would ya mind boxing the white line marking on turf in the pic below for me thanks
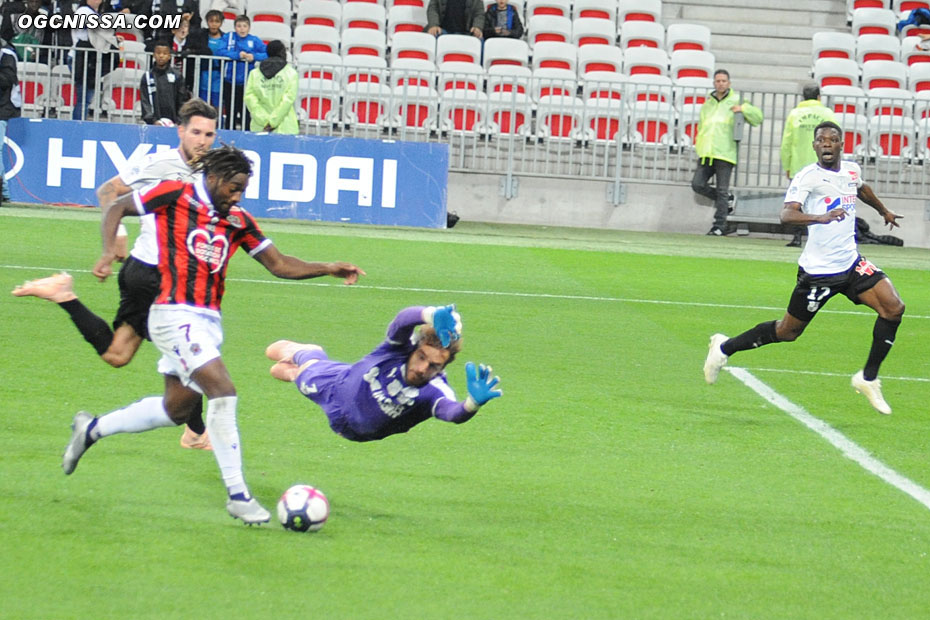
[7,263,930,320]
[744,367,930,383]
[726,366,930,512]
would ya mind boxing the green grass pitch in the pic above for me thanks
[2,206,930,618]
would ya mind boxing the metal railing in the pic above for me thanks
[15,43,930,198]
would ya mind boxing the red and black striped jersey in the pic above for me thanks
[133,178,271,312]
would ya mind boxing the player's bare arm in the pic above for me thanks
[97,175,133,260]
[253,245,366,284]
[780,201,846,226]
[857,184,901,228]
[93,193,140,281]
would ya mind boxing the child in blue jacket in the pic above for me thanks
[217,14,267,130]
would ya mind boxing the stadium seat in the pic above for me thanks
[483,38,530,69]
[870,114,917,157]
[626,74,673,103]
[119,40,146,70]
[438,61,484,91]
[673,75,713,107]
[390,31,437,63]
[487,64,532,95]
[342,3,387,31]
[389,0,425,6]
[572,0,617,23]
[896,0,930,12]
[436,34,481,64]
[101,67,145,122]
[851,8,896,36]
[623,47,669,76]
[677,102,701,147]
[811,32,856,62]
[297,0,343,28]
[17,61,52,117]
[114,15,143,43]
[485,89,533,135]
[669,50,715,80]
[527,15,573,48]
[577,44,623,75]
[296,51,343,80]
[914,91,930,118]
[249,0,292,24]
[916,115,930,158]
[531,41,577,72]
[571,18,616,47]
[294,25,340,54]
[813,57,860,88]
[392,84,440,131]
[856,34,901,64]
[341,28,387,56]
[526,0,571,19]
[391,58,437,88]
[628,100,676,146]
[249,21,292,45]
[297,77,341,127]
[861,60,907,89]
[866,86,914,116]
[582,71,627,100]
[666,23,711,53]
[50,64,75,119]
[439,88,488,133]
[834,112,870,156]
[343,81,392,127]
[342,55,389,84]
[822,84,867,114]
[620,21,665,49]
[901,35,930,66]
[531,67,577,101]
[582,97,626,142]
[345,0,385,5]
[908,62,930,90]
[618,0,661,23]
[387,5,428,39]
[536,94,585,140]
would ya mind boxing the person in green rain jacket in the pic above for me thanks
[692,69,763,236]
[780,84,837,246]
[244,40,299,135]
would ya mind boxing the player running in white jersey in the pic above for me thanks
[703,121,905,415]
[11,98,218,448]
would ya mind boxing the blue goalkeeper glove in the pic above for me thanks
[430,304,462,348]
[464,362,502,411]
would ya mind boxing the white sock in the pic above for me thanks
[93,397,177,439]
[206,396,248,497]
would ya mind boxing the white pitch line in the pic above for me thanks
[743,366,930,383]
[6,263,930,320]
[726,366,930,512]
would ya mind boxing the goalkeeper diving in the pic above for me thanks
[265,305,502,441]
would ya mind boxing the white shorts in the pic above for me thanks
[148,304,223,392]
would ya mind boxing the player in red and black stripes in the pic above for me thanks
[62,146,366,525]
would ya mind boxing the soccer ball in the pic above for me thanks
[276,484,329,532]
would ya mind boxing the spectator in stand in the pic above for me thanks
[897,7,930,33]
[426,0,485,38]
[691,69,763,236]
[140,37,191,125]
[186,9,225,107]
[216,14,267,130]
[483,0,523,40]
[780,84,836,247]
[71,0,121,121]
[0,38,20,204]
[244,40,298,134]
[0,0,49,63]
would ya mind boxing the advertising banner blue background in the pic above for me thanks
[4,118,449,228]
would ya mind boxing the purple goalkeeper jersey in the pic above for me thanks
[294,306,476,441]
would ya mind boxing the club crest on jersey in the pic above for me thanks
[190,343,202,355]
[187,229,229,273]
[226,207,245,229]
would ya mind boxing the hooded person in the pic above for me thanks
[243,39,299,134]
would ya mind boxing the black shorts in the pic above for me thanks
[786,255,887,322]
[113,256,160,340]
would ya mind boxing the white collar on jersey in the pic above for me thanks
[193,175,215,213]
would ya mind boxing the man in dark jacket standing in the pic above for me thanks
[0,40,20,203]
[140,38,191,125]
[426,0,485,38]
